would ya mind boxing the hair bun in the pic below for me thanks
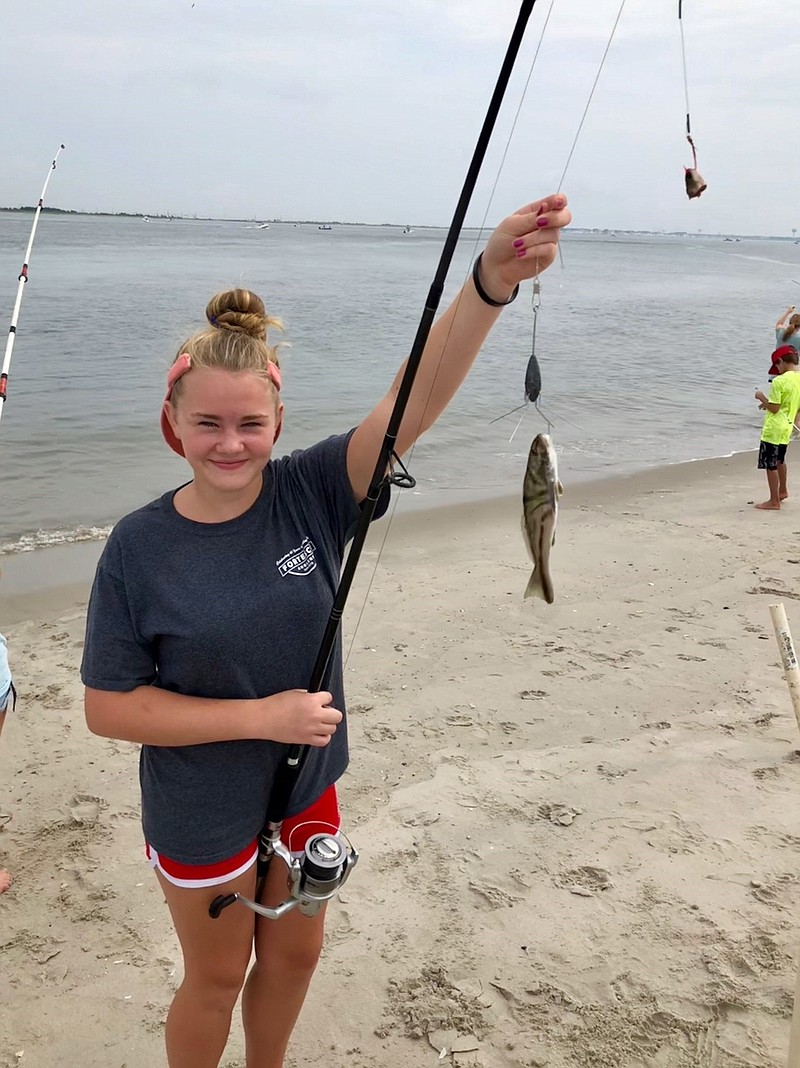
[206,289,270,340]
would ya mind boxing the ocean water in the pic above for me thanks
[1,211,798,555]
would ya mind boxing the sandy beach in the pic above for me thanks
[1,450,799,1068]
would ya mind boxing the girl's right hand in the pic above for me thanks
[260,689,343,747]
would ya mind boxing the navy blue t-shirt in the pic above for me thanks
[81,431,387,865]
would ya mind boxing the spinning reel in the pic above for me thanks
[208,827,357,921]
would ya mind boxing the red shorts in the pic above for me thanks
[146,785,340,889]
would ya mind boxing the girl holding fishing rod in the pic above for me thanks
[80,193,569,1068]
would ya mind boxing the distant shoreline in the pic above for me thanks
[1,207,798,242]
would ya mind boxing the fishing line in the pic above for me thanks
[556,0,627,194]
[492,0,627,445]
[678,0,692,141]
[678,1,706,197]
[1,145,65,429]
[349,0,626,669]
[342,0,559,673]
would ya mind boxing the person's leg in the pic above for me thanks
[242,787,340,1068]
[0,705,10,892]
[156,862,257,1068]
[756,442,782,509]
[0,641,14,893]
[241,857,327,1068]
[778,461,788,500]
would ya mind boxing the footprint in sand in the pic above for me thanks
[596,763,632,780]
[67,794,107,827]
[32,683,65,709]
[752,766,781,784]
[468,881,521,909]
[537,802,583,827]
[519,690,548,700]
[745,825,800,849]
[750,873,798,910]
[364,725,397,742]
[326,907,359,946]
[753,712,778,727]
[554,866,613,897]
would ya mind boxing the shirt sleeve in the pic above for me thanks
[281,430,390,549]
[767,378,785,407]
[80,535,157,692]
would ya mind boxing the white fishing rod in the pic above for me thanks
[0,144,65,428]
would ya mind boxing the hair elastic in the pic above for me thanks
[472,252,519,307]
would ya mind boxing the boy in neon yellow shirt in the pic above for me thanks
[754,349,800,510]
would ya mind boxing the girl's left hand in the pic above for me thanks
[480,194,571,296]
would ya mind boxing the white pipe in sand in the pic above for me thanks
[769,603,800,732]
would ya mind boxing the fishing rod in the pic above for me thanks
[0,145,66,429]
[209,0,540,922]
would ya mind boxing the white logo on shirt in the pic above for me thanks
[277,537,317,578]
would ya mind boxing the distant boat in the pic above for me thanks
[403,226,414,234]
[257,223,270,229]
[142,216,150,223]
[318,224,332,231]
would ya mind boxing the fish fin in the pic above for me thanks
[524,568,545,601]
[525,566,555,604]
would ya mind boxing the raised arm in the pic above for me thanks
[776,306,795,329]
[346,193,571,501]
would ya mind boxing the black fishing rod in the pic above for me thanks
[210,0,538,921]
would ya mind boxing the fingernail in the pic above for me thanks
[536,217,549,228]
[512,238,525,249]
[536,205,545,216]
[516,249,526,258]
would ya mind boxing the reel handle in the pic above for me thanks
[208,893,238,919]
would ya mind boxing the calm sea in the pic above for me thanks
[1,211,798,555]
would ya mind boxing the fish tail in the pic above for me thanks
[524,566,554,604]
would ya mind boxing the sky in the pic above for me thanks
[1,0,798,235]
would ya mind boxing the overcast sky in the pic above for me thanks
[2,1,798,234]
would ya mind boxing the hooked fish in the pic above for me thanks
[522,433,563,604]
[684,167,706,200]
[684,135,707,200]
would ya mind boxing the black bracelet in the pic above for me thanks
[471,252,519,307]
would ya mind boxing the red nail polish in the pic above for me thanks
[537,217,549,228]
[513,238,525,249]
[536,205,546,216]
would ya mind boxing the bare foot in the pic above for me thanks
[755,501,781,510]
[0,869,12,893]
[780,493,789,501]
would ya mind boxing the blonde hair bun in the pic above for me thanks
[206,289,283,340]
